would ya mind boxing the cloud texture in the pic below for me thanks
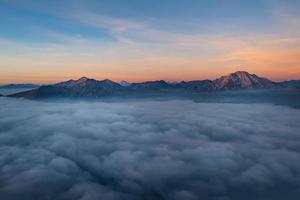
[0,98,300,200]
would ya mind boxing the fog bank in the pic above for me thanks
[0,98,300,200]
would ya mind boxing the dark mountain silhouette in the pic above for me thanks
[8,71,299,99]
[277,80,300,89]
[129,80,171,90]
[177,80,215,91]
[0,83,39,89]
[10,77,124,99]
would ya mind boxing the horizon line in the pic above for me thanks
[1,71,299,85]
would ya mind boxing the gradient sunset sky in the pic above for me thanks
[0,0,300,83]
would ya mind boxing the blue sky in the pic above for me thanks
[0,0,299,83]
[0,0,277,42]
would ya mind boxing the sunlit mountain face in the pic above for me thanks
[1,1,300,200]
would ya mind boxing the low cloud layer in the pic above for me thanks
[0,98,300,200]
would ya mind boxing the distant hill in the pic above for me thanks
[277,80,300,89]
[0,83,39,89]
[129,80,171,90]
[8,71,299,99]
[177,80,215,91]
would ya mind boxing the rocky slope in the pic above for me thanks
[213,71,275,90]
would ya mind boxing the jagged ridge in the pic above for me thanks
[7,71,293,99]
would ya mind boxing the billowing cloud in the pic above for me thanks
[0,98,300,200]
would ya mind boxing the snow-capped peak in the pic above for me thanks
[119,80,131,87]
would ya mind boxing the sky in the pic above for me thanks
[0,0,300,83]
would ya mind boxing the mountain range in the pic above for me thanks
[6,71,300,99]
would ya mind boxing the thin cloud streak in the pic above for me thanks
[1,5,300,83]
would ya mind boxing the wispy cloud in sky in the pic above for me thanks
[0,0,299,83]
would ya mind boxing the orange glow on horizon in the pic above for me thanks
[1,36,300,84]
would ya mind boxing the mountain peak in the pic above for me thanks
[229,71,254,80]
[233,70,249,73]
[231,71,250,75]
[100,79,119,85]
[214,71,274,89]
[119,80,131,87]
[77,77,89,81]
[76,77,96,83]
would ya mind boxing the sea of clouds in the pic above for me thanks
[0,97,300,200]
